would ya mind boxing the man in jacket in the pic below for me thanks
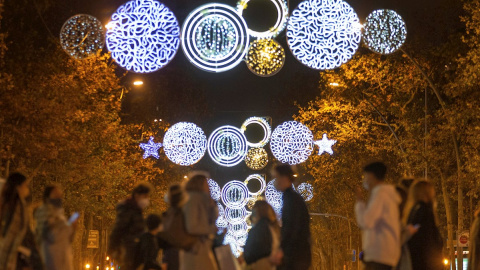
[355,162,401,270]
[273,164,311,270]
[108,183,152,270]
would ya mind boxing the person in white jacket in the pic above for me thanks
[355,162,401,270]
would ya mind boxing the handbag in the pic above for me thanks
[214,245,242,270]
[158,208,198,250]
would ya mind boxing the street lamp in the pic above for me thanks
[329,82,340,87]
[85,264,91,269]
[133,80,144,86]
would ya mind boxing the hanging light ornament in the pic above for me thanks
[246,39,285,77]
[139,137,163,159]
[163,122,207,166]
[60,14,105,59]
[363,9,407,55]
[314,133,337,155]
[208,126,248,167]
[270,121,314,165]
[236,0,288,39]
[296,182,314,201]
[244,148,269,170]
[208,179,221,201]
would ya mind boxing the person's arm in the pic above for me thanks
[108,206,132,254]
[280,193,300,253]
[355,190,385,229]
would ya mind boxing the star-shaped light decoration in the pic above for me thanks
[139,137,162,159]
[314,133,336,155]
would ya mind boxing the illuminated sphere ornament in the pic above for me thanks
[221,180,249,208]
[297,182,314,201]
[163,122,207,166]
[246,39,285,77]
[314,133,337,155]
[270,121,314,165]
[182,3,249,72]
[244,174,266,196]
[241,117,272,148]
[363,9,407,55]
[208,179,221,201]
[208,126,248,167]
[245,148,269,170]
[287,0,361,70]
[139,137,163,159]
[106,0,180,73]
[225,207,247,224]
[228,221,249,237]
[60,14,105,59]
[236,0,288,39]
[265,179,283,209]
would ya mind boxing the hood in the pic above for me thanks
[374,184,402,205]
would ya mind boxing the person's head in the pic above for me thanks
[272,164,295,191]
[43,185,63,202]
[403,179,437,224]
[362,162,387,190]
[0,173,29,213]
[251,200,277,225]
[146,214,162,233]
[132,182,153,209]
[166,184,188,208]
[185,174,209,193]
[400,177,415,190]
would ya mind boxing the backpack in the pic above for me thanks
[158,207,198,250]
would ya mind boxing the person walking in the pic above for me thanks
[468,208,480,270]
[109,183,152,270]
[404,180,443,270]
[0,172,31,270]
[135,214,169,270]
[34,185,61,259]
[180,174,218,270]
[243,200,281,270]
[355,162,401,270]
[272,164,311,270]
[40,185,76,270]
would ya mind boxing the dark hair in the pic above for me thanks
[168,184,185,208]
[132,182,153,196]
[400,177,415,189]
[146,214,162,231]
[395,185,408,218]
[363,162,387,180]
[185,175,208,192]
[0,172,27,217]
[43,185,59,202]
[274,164,295,182]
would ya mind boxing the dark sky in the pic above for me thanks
[47,0,462,183]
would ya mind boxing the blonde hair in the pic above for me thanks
[252,200,280,233]
[402,179,438,225]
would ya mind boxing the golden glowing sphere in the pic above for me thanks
[245,147,268,170]
[246,39,285,77]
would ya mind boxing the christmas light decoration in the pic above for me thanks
[228,220,249,237]
[106,0,180,73]
[236,0,288,39]
[60,14,105,59]
[208,179,221,201]
[265,179,283,209]
[221,180,249,208]
[246,196,258,210]
[287,0,361,70]
[225,207,248,224]
[296,182,314,201]
[363,9,407,55]
[244,174,266,196]
[244,148,269,170]
[270,121,314,165]
[163,122,207,166]
[246,39,285,77]
[314,133,336,155]
[208,126,248,167]
[241,117,272,148]
[139,137,162,159]
[182,3,249,72]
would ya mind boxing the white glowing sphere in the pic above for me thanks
[287,0,361,70]
[236,0,288,39]
[265,179,283,209]
[297,182,314,201]
[106,0,180,73]
[208,126,248,167]
[363,9,407,55]
[182,3,249,72]
[244,148,269,170]
[60,14,105,59]
[270,121,314,165]
[221,180,249,208]
[225,207,247,224]
[208,179,221,201]
[163,122,207,166]
[228,220,249,237]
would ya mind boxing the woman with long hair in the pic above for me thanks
[243,200,281,270]
[180,174,219,270]
[403,180,443,270]
[0,172,31,270]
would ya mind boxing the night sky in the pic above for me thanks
[42,0,462,183]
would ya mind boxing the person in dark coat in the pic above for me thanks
[404,180,443,270]
[272,164,311,270]
[243,200,280,270]
[135,214,169,270]
[108,183,152,270]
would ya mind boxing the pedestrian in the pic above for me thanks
[108,182,153,270]
[180,174,218,270]
[135,214,169,270]
[468,208,480,270]
[243,200,281,270]
[272,164,311,270]
[40,185,76,270]
[355,162,401,270]
[404,180,443,270]
[34,185,61,259]
[0,172,31,270]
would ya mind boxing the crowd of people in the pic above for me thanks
[0,162,478,270]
